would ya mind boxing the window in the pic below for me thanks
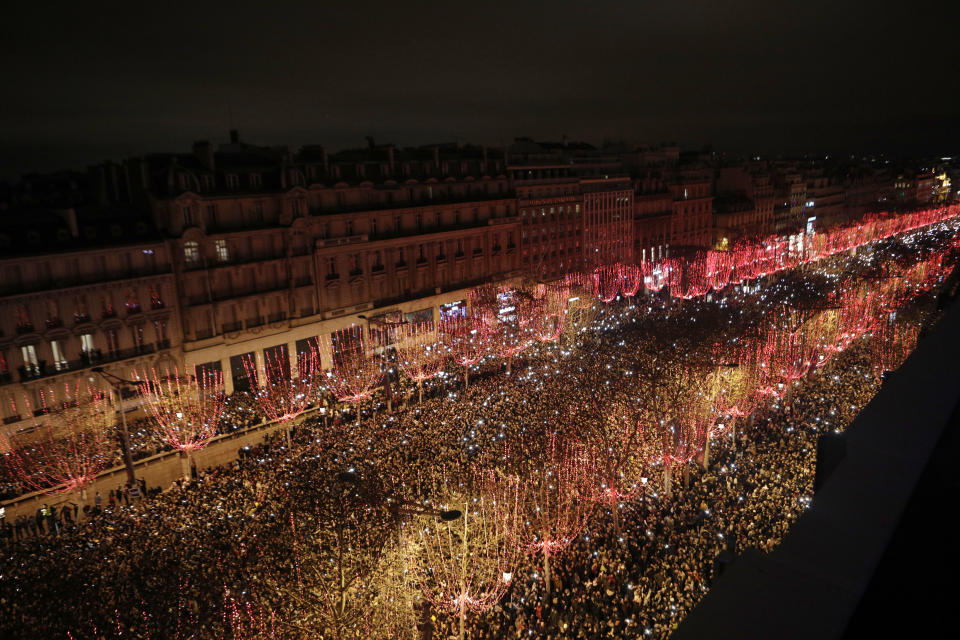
[292,200,302,218]
[183,206,194,226]
[249,173,262,188]
[80,333,95,353]
[370,218,377,235]
[105,329,119,355]
[255,202,264,222]
[201,175,214,191]
[132,325,145,351]
[154,320,168,346]
[394,216,401,232]
[184,241,200,264]
[328,257,336,274]
[50,340,68,370]
[206,204,218,226]
[21,345,39,373]
[346,220,354,236]
[215,239,230,263]
[226,174,239,189]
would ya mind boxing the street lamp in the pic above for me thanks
[91,367,138,488]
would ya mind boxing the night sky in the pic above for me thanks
[2,0,958,179]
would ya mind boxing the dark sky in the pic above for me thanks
[2,0,958,179]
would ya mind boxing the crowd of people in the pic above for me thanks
[0,226,954,640]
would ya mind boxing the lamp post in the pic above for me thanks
[91,367,138,488]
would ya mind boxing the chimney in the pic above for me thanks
[192,141,215,170]
[229,129,239,144]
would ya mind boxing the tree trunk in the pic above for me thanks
[464,366,470,389]
[418,382,423,404]
[702,436,711,470]
[181,451,192,480]
[543,547,552,596]
[663,464,672,499]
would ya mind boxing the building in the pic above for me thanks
[0,206,178,424]
[2,132,912,427]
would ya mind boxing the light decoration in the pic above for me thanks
[440,314,491,388]
[407,469,523,640]
[136,365,225,478]
[0,382,114,497]
[508,430,596,595]
[532,283,570,343]
[565,203,960,304]
[243,344,323,425]
[872,320,920,378]
[320,326,384,423]
[224,593,283,640]
[395,321,447,403]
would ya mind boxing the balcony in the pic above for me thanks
[222,321,242,333]
[245,317,265,329]
[268,311,287,323]
[4,346,158,385]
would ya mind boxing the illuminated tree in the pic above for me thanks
[395,321,447,403]
[243,344,323,446]
[137,366,226,479]
[620,263,643,298]
[224,593,283,640]
[407,469,523,640]
[648,399,710,498]
[532,283,569,344]
[440,315,490,389]
[508,431,596,595]
[590,264,621,303]
[872,320,919,379]
[492,293,538,374]
[0,383,114,501]
[321,327,384,425]
[580,396,647,537]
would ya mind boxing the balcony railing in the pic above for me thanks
[3,345,158,385]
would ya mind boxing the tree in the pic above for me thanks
[321,326,384,425]
[440,315,491,389]
[243,344,324,446]
[532,282,569,344]
[407,469,523,640]
[395,321,447,403]
[136,366,226,479]
[507,430,596,595]
[1,382,114,503]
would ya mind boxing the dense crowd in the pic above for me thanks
[0,230,954,640]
